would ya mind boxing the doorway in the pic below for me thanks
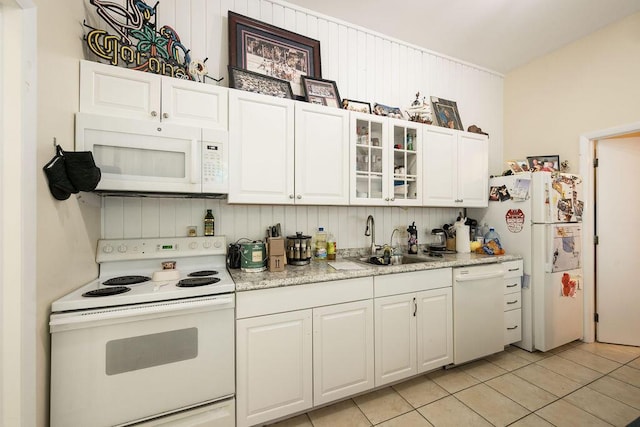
[580,123,640,346]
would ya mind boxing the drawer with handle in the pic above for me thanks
[502,260,523,279]
[504,309,522,344]
[503,293,522,311]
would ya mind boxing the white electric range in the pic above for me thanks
[50,236,236,427]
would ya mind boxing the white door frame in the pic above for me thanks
[0,1,37,426]
[579,121,640,344]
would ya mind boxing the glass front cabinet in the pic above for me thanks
[350,112,422,206]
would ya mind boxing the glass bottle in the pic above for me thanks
[204,209,215,236]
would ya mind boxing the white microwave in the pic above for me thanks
[75,113,228,194]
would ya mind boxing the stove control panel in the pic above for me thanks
[96,236,227,262]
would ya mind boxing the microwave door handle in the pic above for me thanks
[191,139,200,184]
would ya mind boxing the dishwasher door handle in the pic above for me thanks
[455,271,504,282]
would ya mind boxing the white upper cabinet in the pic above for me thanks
[350,112,388,205]
[350,113,422,206]
[228,89,295,204]
[228,90,349,205]
[423,125,488,207]
[457,132,489,207]
[294,103,350,205]
[79,60,227,129]
[388,118,423,206]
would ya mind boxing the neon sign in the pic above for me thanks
[84,0,218,82]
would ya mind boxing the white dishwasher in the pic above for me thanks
[453,263,505,365]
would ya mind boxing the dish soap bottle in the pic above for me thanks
[204,209,215,236]
[314,227,327,260]
[327,233,336,260]
[407,222,418,254]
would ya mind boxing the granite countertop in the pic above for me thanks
[230,250,522,292]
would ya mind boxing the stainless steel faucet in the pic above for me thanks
[364,215,382,255]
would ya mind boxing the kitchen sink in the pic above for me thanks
[349,255,437,266]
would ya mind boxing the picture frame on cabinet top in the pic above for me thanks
[228,11,322,99]
[342,99,372,114]
[526,155,559,172]
[372,103,404,119]
[228,66,294,99]
[301,76,342,108]
[430,96,463,130]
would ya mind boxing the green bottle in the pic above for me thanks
[204,209,215,236]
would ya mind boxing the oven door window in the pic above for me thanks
[106,327,198,375]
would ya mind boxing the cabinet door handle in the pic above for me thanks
[413,297,417,317]
[507,325,519,330]
[163,112,169,119]
[507,300,518,304]
[508,268,520,272]
[390,198,395,202]
[506,283,518,288]
[296,195,302,199]
[150,110,158,117]
[289,194,294,199]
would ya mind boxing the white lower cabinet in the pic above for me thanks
[236,310,313,427]
[235,277,374,427]
[313,300,374,405]
[417,288,454,372]
[374,269,453,387]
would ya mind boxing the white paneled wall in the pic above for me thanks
[103,197,461,250]
[92,0,503,244]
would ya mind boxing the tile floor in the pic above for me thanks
[268,341,640,427]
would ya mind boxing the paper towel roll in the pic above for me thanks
[456,225,471,253]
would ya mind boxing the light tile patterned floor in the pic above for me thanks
[267,341,640,427]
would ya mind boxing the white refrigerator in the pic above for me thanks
[471,172,584,352]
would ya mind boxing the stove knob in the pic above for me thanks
[102,244,114,254]
[189,242,198,249]
[117,244,128,253]
[203,241,212,248]
[213,240,222,248]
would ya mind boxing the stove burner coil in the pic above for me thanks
[102,276,151,286]
[188,270,219,277]
[177,277,221,287]
[83,286,131,297]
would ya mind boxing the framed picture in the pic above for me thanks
[342,99,371,114]
[228,66,294,99]
[301,76,341,108]
[527,155,560,172]
[228,11,321,99]
[506,161,524,174]
[373,103,404,119]
[430,96,463,130]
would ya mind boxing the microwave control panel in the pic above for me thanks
[202,129,228,193]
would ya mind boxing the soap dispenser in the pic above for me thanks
[407,222,418,254]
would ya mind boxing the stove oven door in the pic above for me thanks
[49,295,235,427]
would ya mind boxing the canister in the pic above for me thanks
[240,241,267,272]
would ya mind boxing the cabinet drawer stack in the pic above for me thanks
[503,260,524,345]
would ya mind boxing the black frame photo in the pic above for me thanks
[373,103,404,119]
[228,66,294,99]
[301,76,341,108]
[430,96,463,130]
[527,155,560,172]
[228,11,322,98]
[342,99,372,114]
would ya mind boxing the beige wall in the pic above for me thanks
[504,12,640,172]
[35,0,102,425]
